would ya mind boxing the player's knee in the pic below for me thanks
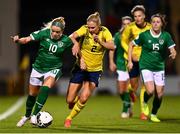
[66,97,74,104]
[79,94,89,104]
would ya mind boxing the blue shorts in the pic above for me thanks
[70,65,102,87]
[129,61,140,78]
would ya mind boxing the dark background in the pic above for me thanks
[19,0,179,76]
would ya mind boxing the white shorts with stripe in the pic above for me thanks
[117,70,129,81]
[29,68,60,86]
[141,69,165,86]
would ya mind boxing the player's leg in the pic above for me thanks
[116,70,131,118]
[16,84,40,127]
[31,69,61,124]
[129,61,141,114]
[150,71,164,122]
[31,77,55,125]
[16,69,42,127]
[66,83,82,109]
[140,69,154,120]
[65,81,95,128]
[64,71,101,128]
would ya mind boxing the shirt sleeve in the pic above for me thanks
[133,33,143,46]
[166,32,176,48]
[64,36,73,48]
[121,25,131,53]
[103,27,113,42]
[30,28,48,41]
[75,25,87,37]
[113,32,120,49]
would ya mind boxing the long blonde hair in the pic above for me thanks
[43,17,65,30]
[86,12,101,26]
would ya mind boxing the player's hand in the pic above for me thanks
[109,62,116,72]
[80,57,87,70]
[72,43,80,58]
[93,34,100,43]
[11,35,19,43]
[127,61,133,71]
[169,50,176,59]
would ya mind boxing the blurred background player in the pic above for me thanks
[128,13,176,122]
[109,16,133,118]
[11,17,73,127]
[64,12,115,128]
[121,5,151,119]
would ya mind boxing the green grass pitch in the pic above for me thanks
[0,95,180,133]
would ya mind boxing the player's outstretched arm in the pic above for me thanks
[11,35,32,44]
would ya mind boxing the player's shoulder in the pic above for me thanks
[161,30,171,38]
[100,26,110,32]
[114,31,120,37]
[128,22,136,28]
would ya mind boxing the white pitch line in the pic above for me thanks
[0,96,25,121]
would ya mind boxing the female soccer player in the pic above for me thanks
[109,16,133,118]
[121,5,151,119]
[64,12,115,128]
[127,13,176,122]
[11,17,73,127]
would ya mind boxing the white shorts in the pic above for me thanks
[117,70,129,81]
[29,68,60,86]
[141,69,165,86]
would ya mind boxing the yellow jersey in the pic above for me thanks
[121,21,151,60]
[76,25,113,72]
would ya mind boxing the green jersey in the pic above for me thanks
[133,29,175,71]
[30,28,72,73]
[114,32,127,71]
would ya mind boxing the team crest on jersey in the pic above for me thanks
[58,41,64,47]
[159,39,164,45]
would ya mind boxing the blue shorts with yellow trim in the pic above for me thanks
[70,65,102,87]
[129,61,140,78]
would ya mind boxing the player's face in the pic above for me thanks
[151,17,162,32]
[51,26,63,40]
[133,10,145,26]
[122,19,131,27]
[87,21,99,35]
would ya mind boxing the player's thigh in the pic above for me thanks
[154,71,165,86]
[141,69,155,93]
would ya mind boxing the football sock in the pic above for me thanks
[128,84,132,92]
[152,96,162,115]
[144,91,153,103]
[25,95,36,117]
[73,96,79,103]
[121,92,131,112]
[33,86,49,115]
[140,85,145,112]
[66,100,85,120]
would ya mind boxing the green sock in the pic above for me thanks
[33,86,49,115]
[25,95,36,117]
[120,92,130,112]
[144,91,152,103]
[152,96,162,115]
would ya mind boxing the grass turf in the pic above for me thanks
[0,95,180,133]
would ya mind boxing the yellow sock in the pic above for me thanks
[140,84,145,113]
[128,84,132,92]
[66,100,85,120]
[73,96,79,103]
